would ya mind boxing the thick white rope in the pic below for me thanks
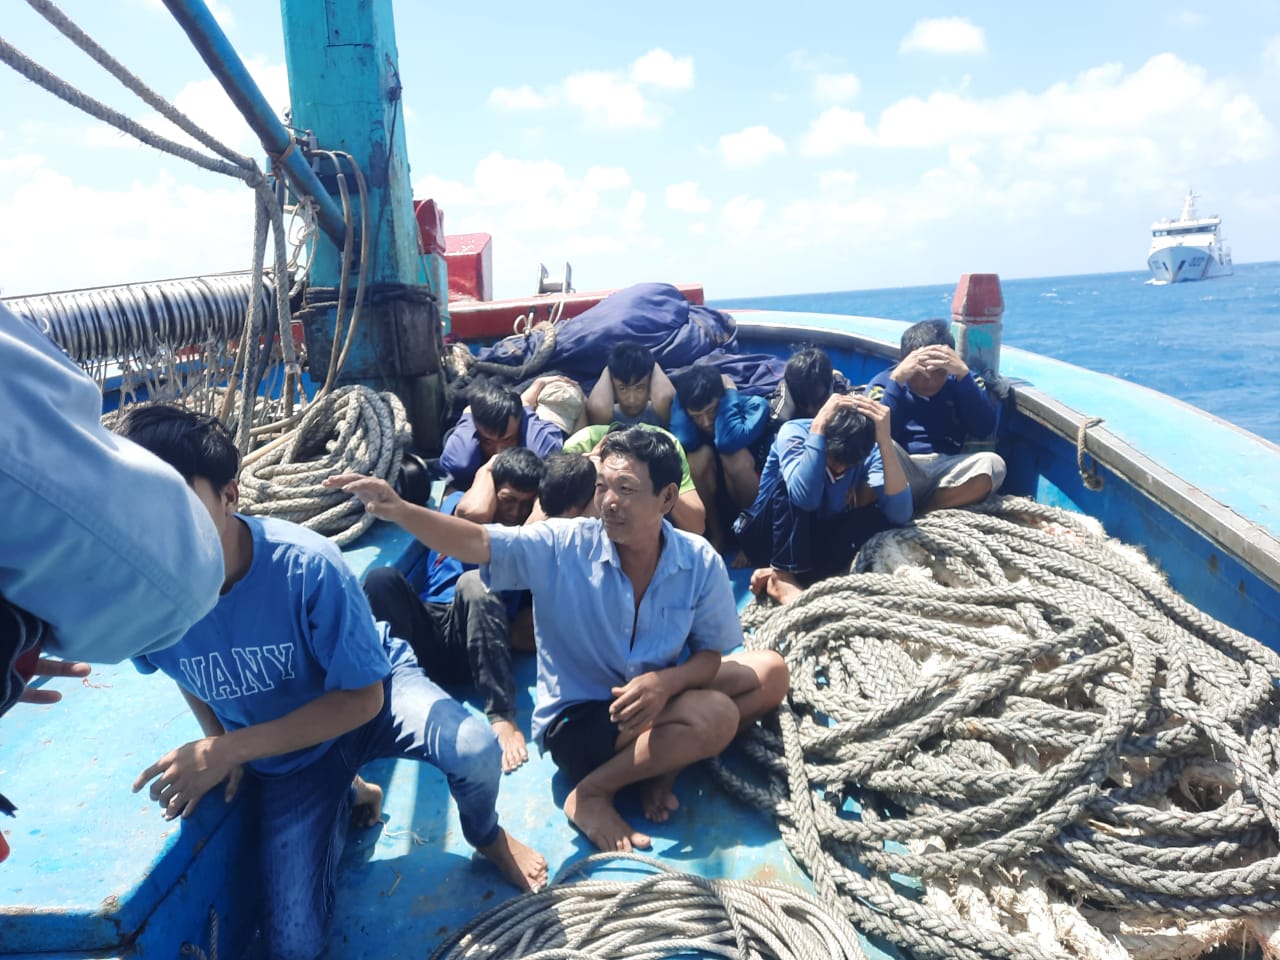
[429,853,870,960]
[719,497,1280,960]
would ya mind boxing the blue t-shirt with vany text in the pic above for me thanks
[134,515,396,776]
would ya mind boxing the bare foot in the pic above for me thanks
[351,775,384,828]
[477,827,548,892]
[749,567,774,597]
[641,774,680,823]
[768,575,803,605]
[564,784,651,852]
[491,719,530,773]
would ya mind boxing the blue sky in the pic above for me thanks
[2,1,1278,300]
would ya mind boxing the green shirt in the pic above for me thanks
[563,424,697,495]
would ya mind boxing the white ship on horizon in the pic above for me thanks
[1147,189,1233,283]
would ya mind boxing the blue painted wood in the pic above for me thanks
[278,0,425,291]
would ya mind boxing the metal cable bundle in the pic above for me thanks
[429,852,869,960]
[720,497,1280,960]
[238,384,410,546]
[4,273,263,364]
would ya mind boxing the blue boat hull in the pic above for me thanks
[3,309,1276,959]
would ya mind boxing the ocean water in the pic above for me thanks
[715,261,1280,446]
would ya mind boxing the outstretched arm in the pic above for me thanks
[324,473,492,564]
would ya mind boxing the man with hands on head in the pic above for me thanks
[867,319,1004,512]
[734,390,912,606]
[327,426,788,855]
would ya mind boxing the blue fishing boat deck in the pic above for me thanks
[1,525,827,960]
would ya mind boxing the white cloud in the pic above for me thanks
[412,152,657,295]
[0,160,252,296]
[722,195,765,234]
[666,181,712,213]
[1169,11,1206,30]
[899,17,987,55]
[718,126,786,167]
[813,73,860,103]
[563,71,657,129]
[818,169,860,191]
[630,49,694,89]
[488,85,551,111]
[621,190,647,232]
[84,59,289,158]
[801,108,874,156]
[1264,35,1280,72]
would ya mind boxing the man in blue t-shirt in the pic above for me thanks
[116,405,546,960]
[867,319,1005,512]
[363,447,544,773]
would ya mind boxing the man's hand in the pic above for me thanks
[810,392,858,434]
[850,393,892,441]
[17,657,92,705]
[892,345,967,383]
[324,473,407,522]
[133,737,243,821]
[610,672,673,740]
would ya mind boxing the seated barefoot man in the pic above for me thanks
[363,447,546,773]
[117,405,546,960]
[328,427,789,853]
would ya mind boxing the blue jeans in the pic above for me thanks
[254,639,501,960]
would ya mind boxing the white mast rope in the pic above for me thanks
[20,0,256,172]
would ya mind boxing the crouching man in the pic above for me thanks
[117,405,545,960]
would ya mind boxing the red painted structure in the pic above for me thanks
[950,273,1005,378]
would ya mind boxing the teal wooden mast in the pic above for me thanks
[278,0,445,450]
[162,0,447,449]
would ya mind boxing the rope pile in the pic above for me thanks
[238,385,410,547]
[429,852,869,960]
[718,496,1280,960]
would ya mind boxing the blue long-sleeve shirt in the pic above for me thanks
[670,388,770,455]
[1,305,224,662]
[867,371,997,455]
[759,419,912,525]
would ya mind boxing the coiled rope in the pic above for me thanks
[718,497,1280,960]
[238,384,410,547]
[429,852,869,960]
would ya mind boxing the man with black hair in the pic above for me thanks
[771,346,851,422]
[439,377,563,496]
[734,392,912,605]
[363,446,546,772]
[669,365,771,554]
[328,426,788,855]
[116,405,546,960]
[536,452,598,520]
[586,341,676,428]
[867,319,1004,511]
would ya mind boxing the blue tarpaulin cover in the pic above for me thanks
[474,283,784,395]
